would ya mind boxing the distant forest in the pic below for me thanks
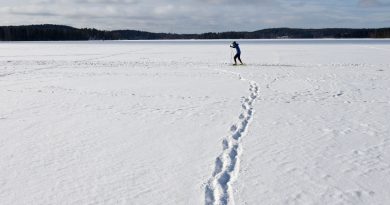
[1,24,390,41]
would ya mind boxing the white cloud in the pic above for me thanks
[153,5,175,16]
[0,0,389,33]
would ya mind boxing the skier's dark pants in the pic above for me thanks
[234,53,242,64]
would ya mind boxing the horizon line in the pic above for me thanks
[1,24,390,35]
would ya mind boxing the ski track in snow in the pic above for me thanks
[205,69,259,205]
[0,49,146,78]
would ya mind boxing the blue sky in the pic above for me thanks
[1,0,389,33]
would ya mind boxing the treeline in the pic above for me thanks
[1,24,389,41]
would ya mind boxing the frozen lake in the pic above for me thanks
[1,40,390,205]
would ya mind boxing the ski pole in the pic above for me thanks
[230,46,233,65]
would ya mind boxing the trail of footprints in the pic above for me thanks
[205,77,259,205]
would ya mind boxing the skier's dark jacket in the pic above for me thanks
[230,42,241,54]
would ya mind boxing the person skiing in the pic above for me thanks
[230,41,243,65]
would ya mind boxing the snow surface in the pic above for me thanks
[1,40,390,205]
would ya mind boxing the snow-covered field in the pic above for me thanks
[1,40,390,205]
